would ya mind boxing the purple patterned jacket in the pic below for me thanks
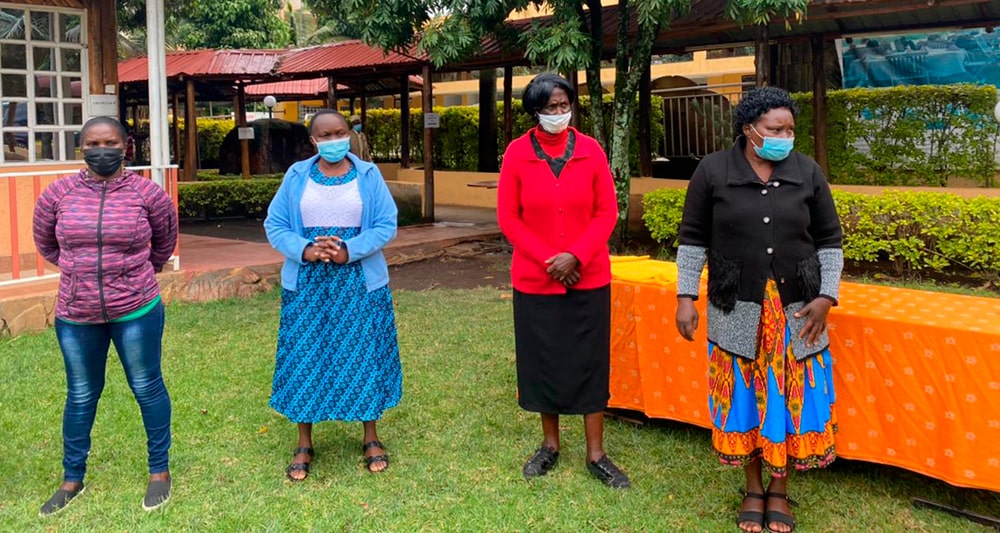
[32,169,178,323]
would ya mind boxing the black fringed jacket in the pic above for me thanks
[677,138,843,309]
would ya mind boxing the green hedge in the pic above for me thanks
[364,96,664,175]
[193,170,284,181]
[133,118,236,168]
[642,188,1000,276]
[177,179,281,219]
[791,84,999,187]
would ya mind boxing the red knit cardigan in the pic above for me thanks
[497,126,618,294]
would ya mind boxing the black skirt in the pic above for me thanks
[513,285,611,414]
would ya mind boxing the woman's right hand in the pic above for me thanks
[302,243,332,263]
[675,297,699,341]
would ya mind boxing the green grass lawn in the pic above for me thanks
[1,288,999,532]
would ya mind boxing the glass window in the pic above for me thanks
[0,6,87,163]
[0,9,25,39]
[36,102,56,125]
[1,43,26,69]
[58,13,81,43]
[2,74,27,97]
[60,48,81,72]
[30,11,54,42]
[33,46,53,71]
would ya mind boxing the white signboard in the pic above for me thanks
[237,127,255,140]
[90,95,119,117]
[424,112,440,129]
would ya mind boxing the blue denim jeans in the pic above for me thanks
[55,302,171,482]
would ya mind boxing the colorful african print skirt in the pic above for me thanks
[708,279,836,476]
[269,226,402,423]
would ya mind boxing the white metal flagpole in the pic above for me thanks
[146,0,169,189]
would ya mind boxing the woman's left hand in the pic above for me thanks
[794,297,834,347]
[545,252,579,283]
[315,236,349,265]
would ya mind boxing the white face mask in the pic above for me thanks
[537,111,572,134]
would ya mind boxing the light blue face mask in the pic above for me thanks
[315,138,351,163]
[750,125,794,162]
[352,124,362,133]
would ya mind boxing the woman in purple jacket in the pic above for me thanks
[32,117,178,516]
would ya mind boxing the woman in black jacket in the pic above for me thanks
[674,87,843,533]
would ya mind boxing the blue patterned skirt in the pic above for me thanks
[270,226,402,423]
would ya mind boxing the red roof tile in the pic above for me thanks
[118,49,283,83]
[276,40,425,76]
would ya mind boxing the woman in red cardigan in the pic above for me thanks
[497,73,628,488]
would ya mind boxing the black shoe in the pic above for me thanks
[522,446,559,478]
[142,478,171,511]
[587,455,630,488]
[39,483,85,516]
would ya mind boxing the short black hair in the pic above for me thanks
[522,73,576,117]
[80,116,127,143]
[732,86,798,135]
[308,109,348,134]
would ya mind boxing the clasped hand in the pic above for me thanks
[304,236,348,265]
[545,252,580,287]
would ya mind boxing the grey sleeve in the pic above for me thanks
[676,244,707,299]
[818,247,844,303]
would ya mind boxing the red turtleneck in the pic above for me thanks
[533,126,570,159]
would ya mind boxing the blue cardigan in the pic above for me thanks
[264,153,398,292]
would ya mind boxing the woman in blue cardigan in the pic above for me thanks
[264,109,401,481]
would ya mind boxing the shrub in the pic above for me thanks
[791,84,999,187]
[131,117,236,169]
[642,187,1000,277]
[178,177,427,227]
[194,170,284,181]
[177,179,281,219]
[640,188,687,246]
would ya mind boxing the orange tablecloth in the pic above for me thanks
[608,257,1000,492]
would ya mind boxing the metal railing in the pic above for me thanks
[1,165,179,286]
[656,83,749,159]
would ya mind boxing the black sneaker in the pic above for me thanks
[587,455,630,488]
[39,483,85,516]
[522,446,559,479]
[142,478,171,511]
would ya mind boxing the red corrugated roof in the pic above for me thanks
[244,75,424,98]
[276,40,425,76]
[244,78,340,96]
[117,49,284,83]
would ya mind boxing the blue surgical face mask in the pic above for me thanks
[315,137,351,163]
[749,125,794,161]
[352,124,362,133]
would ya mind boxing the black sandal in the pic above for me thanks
[285,447,314,481]
[764,491,798,532]
[362,440,390,473]
[736,491,766,532]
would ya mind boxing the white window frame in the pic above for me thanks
[0,3,88,164]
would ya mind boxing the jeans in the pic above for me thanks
[55,302,171,482]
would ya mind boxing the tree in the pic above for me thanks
[117,0,194,58]
[118,0,293,54]
[321,0,809,237]
[292,3,362,47]
[178,0,292,49]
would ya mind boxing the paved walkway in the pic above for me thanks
[0,205,499,335]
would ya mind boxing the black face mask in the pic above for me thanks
[83,147,125,177]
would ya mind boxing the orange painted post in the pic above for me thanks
[7,178,20,280]
[33,175,44,276]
